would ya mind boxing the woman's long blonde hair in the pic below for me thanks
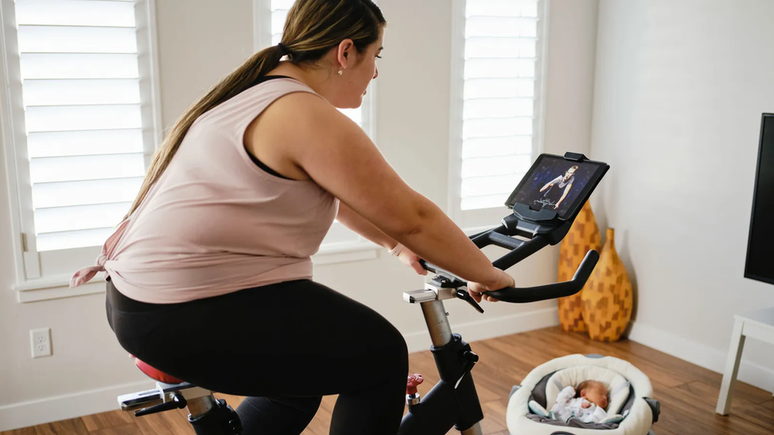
[125,0,386,218]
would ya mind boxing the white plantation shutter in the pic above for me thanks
[452,0,543,224]
[270,0,370,133]
[1,0,159,280]
[15,0,147,252]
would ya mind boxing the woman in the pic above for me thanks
[539,165,578,210]
[71,1,514,434]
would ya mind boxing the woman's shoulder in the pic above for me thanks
[257,87,344,129]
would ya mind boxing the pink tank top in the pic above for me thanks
[71,78,339,303]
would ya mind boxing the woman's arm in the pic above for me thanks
[247,93,513,292]
[338,203,427,275]
[555,183,572,208]
[539,181,554,192]
[337,202,396,249]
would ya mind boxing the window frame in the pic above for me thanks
[1,0,164,298]
[447,0,550,230]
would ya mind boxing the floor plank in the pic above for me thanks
[80,411,133,433]
[33,418,89,435]
[1,428,37,435]
[89,425,139,435]
[4,327,773,435]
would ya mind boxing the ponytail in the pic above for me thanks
[125,45,286,218]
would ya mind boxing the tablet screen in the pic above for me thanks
[505,154,607,220]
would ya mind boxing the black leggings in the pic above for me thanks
[106,279,409,435]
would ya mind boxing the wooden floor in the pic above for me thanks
[4,327,773,435]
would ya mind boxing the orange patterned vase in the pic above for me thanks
[581,228,633,342]
[557,201,601,332]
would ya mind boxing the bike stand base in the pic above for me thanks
[188,399,242,435]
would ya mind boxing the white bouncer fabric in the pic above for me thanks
[507,354,655,435]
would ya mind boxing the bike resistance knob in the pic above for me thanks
[406,373,424,396]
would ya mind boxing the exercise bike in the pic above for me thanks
[117,152,609,435]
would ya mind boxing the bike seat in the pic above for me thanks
[134,358,184,384]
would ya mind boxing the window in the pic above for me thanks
[253,0,378,250]
[449,0,545,228]
[0,0,161,286]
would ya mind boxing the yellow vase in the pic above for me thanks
[581,228,633,342]
[557,201,601,332]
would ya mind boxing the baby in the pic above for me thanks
[550,380,609,424]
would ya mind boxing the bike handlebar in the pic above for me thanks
[419,223,599,304]
[482,250,598,302]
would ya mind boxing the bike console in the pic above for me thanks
[406,152,609,310]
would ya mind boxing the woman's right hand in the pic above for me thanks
[468,268,515,303]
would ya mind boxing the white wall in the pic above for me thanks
[542,0,598,159]
[0,0,599,430]
[591,0,774,391]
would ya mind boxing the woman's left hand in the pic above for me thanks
[398,248,428,276]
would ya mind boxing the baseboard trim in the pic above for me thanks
[628,320,774,392]
[0,380,155,432]
[404,307,560,353]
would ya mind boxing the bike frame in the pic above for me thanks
[398,294,485,435]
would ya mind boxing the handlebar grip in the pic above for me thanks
[483,250,600,303]
[421,229,544,275]
[488,232,524,250]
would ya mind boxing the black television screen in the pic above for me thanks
[745,113,774,285]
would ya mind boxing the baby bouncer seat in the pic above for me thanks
[507,354,661,435]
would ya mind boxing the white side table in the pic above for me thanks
[716,306,774,415]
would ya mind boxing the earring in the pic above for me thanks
[338,68,344,76]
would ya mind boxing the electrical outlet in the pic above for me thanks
[30,328,52,358]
